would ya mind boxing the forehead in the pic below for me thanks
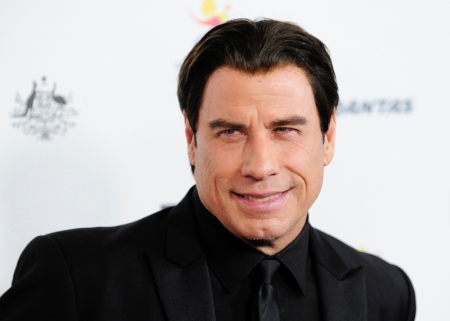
[205,66,312,96]
[200,66,316,119]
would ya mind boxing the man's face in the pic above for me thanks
[185,66,336,254]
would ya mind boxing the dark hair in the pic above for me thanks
[178,18,339,136]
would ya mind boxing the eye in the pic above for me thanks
[274,127,295,133]
[218,128,246,142]
[272,127,301,138]
[221,129,239,135]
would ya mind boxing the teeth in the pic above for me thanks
[243,193,283,202]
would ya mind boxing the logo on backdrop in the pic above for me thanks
[10,76,77,140]
[175,0,230,69]
[190,0,230,28]
[337,99,413,116]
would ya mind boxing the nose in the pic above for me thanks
[240,134,280,181]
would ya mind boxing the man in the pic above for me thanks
[0,19,415,320]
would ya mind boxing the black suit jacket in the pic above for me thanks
[0,188,415,321]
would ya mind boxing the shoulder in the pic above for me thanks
[9,208,172,281]
[2,206,183,320]
[312,227,407,279]
[18,188,198,271]
[311,227,416,320]
[42,207,174,263]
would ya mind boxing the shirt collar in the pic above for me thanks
[274,217,310,296]
[192,188,310,296]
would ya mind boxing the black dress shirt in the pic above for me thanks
[192,189,322,321]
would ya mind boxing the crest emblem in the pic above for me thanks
[10,76,77,140]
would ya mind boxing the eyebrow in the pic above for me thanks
[209,119,245,130]
[270,116,308,127]
[209,116,308,130]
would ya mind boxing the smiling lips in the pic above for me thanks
[234,190,288,203]
[243,193,283,202]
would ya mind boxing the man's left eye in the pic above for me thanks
[222,129,239,135]
[274,127,293,133]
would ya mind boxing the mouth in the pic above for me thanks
[241,192,284,202]
[232,189,290,206]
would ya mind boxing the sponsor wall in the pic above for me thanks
[1,0,449,319]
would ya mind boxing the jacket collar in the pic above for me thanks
[309,227,368,321]
[146,188,215,321]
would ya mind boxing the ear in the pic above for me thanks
[323,111,336,166]
[184,112,196,166]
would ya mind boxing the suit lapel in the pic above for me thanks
[310,227,368,321]
[147,193,215,321]
[315,264,367,321]
[148,253,215,321]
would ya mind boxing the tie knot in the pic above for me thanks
[257,259,280,284]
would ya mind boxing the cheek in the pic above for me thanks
[203,139,240,167]
[281,139,323,168]
[281,139,325,191]
[195,141,239,186]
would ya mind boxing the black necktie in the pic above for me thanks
[255,259,281,321]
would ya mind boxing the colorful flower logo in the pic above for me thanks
[191,0,230,28]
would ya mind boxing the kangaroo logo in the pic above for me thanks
[10,76,77,140]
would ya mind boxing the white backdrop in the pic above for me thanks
[1,0,449,319]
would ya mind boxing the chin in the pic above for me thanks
[246,237,275,247]
[239,224,280,243]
